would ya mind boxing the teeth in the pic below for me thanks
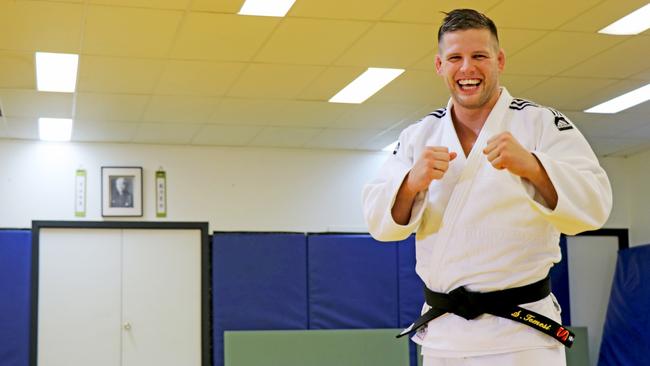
[458,79,481,85]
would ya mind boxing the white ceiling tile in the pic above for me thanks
[333,103,418,129]
[506,32,625,76]
[191,124,262,146]
[254,18,372,65]
[362,128,402,150]
[133,122,202,144]
[558,0,650,32]
[0,50,35,89]
[83,5,183,57]
[211,99,351,127]
[210,98,286,125]
[560,36,650,79]
[584,136,650,157]
[500,74,548,96]
[303,128,383,150]
[0,1,84,52]
[249,126,323,148]
[0,90,73,118]
[581,79,650,115]
[297,66,367,101]
[143,95,219,123]
[498,29,549,57]
[487,0,602,30]
[4,117,39,140]
[334,22,434,68]
[154,60,246,96]
[75,93,150,121]
[632,68,650,81]
[87,0,191,10]
[190,0,243,13]
[370,70,448,104]
[77,55,166,94]
[520,77,619,111]
[171,12,279,61]
[383,0,502,23]
[289,0,399,20]
[227,63,324,99]
[72,119,138,143]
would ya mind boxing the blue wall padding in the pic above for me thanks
[212,233,308,366]
[397,235,423,328]
[598,244,650,366]
[307,234,399,329]
[397,235,424,366]
[0,230,31,366]
[549,236,571,324]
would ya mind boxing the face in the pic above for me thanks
[116,177,126,192]
[435,28,505,111]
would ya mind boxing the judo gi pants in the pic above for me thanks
[423,346,566,366]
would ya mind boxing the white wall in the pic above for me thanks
[0,139,632,235]
[623,149,650,246]
[0,139,387,232]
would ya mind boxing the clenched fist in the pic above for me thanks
[483,132,538,179]
[404,146,458,194]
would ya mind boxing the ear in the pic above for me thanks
[435,53,443,75]
[497,48,505,72]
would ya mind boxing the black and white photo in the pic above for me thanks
[102,167,142,217]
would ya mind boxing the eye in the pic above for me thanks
[474,54,488,60]
[448,56,461,61]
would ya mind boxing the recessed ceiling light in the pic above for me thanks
[584,83,650,114]
[329,68,405,104]
[598,4,650,35]
[382,141,399,152]
[35,52,79,93]
[238,0,296,17]
[39,118,72,142]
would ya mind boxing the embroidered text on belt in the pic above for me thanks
[397,276,575,348]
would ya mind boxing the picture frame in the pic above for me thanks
[101,166,143,217]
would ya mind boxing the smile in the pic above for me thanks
[457,79,482,90]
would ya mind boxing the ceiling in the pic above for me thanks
[0,0,648,156]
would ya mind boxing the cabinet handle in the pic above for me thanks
[123,322,131,331]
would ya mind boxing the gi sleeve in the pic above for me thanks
[528,108,613,235]
[362,128,428,241]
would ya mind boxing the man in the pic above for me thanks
[111,176,133,208]
[362,9,612,366]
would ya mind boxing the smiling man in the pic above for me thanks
[362,9,612,366]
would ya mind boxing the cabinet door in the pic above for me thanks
[38,228,122,366]
[121,229,201,366]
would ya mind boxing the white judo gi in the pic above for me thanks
[362,87,612,358]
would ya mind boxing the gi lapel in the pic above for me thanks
[429,88,515,286]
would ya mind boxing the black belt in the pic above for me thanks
[397,276,575,348]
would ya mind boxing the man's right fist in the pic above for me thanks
[404,146,457,194]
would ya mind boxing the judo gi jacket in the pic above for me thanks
[362,87,612,357]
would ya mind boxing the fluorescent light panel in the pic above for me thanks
[39,118,72,142]
[36,52,79,92]
[239,0,296,17]
[584,83,650,114]
[598,4,650,35]
[329,68,405,104]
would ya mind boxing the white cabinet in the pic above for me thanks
[33,223,208,366]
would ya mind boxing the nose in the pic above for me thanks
[459,57,475,75]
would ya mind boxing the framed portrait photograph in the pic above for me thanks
[101,167,143,217]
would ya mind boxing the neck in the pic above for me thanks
[451,88,502,132]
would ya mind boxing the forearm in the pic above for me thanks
[525,155,558,210]
[391,173,420,225]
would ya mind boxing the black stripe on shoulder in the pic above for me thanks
[427,108,447,119]
[509,98,538,111]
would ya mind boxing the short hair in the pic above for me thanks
[437,9,499,46]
